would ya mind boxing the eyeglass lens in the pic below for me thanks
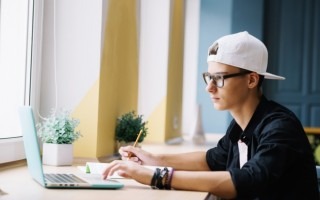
[203,73,224,88]
[203,71,252,88]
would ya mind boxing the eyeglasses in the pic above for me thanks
[202,71,252,88]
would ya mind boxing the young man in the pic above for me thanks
[102,31,319,199]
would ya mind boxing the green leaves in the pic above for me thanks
[36,109,82,144]
[115,111,148,143]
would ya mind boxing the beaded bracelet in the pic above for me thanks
[165,168,174,190]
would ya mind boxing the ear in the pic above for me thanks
[247,73,259,89]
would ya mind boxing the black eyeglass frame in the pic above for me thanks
[202,71,252,88]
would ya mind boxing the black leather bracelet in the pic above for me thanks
[150,168,161,189]
[156,167,168,189]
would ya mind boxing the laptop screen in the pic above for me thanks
[19,106,47,186]
[18,106,124,189]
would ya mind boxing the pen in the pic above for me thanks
[128,130,143,159]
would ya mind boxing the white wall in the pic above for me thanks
[40,0,103,116]
[137,0,171,118]
[181,0,200,135]
[39,0,206,138]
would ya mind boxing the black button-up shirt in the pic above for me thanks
[206,95,319,199]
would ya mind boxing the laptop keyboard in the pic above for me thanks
[45,173,87,183]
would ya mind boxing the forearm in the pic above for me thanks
[155,151,210,171]
[171,171,237,199]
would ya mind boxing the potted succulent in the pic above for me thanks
[115,111,148,149]
[36,108,82,166]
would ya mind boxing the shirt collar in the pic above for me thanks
[229,95,269,145]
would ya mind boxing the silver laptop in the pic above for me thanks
[18,106,124,189]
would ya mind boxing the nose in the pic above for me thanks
[205,81,217,93]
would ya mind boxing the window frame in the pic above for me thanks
[0,0,43,164]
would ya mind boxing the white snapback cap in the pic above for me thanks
[207,31,285,80]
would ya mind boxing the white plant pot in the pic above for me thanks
[42,143,73,166]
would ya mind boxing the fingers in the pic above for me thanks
[101,160,154,185]
[107,162,126,178]
[118,147,128,157]
[119,146,135,157]
[102,160,120,179]
[101,160,135,180]
[102,146,145,180]
[118,145,155,166]
[127,156,139,162]
[119,146,141,162]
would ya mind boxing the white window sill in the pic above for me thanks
[0,137,25,164]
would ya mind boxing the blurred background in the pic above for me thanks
[0,0,319,162]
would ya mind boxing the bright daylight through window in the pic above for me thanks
[0,0,38,164]
[0,0,31,139]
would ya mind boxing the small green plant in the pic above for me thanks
[36,109,82,144]
[115,111,148,143]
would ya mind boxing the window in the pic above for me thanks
[0,0,42,163]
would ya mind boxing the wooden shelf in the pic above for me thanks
[304,127,320,135]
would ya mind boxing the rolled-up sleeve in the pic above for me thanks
[229,143,297,197]
[229,118,312,198]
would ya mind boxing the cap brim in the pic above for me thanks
[207,55,285,80]
[260,72,285,80]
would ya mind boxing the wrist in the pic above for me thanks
[150,167,174,190]
[153,154,165,166]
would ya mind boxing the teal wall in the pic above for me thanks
[197,0,264,133]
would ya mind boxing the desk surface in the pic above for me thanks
[0,163,210,200]
[0,134,222,200]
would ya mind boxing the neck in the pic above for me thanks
[230,94,262,131]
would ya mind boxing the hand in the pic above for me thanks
[119,146,158,166]
[101,160,154,185]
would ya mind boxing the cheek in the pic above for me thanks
[226,82,250,104]
[221,81,246,102]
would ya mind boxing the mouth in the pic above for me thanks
[210,96,219,101]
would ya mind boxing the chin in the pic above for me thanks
[213,103,227,111]
[213,104,223,110]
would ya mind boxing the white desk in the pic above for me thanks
[0,134,222,200]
